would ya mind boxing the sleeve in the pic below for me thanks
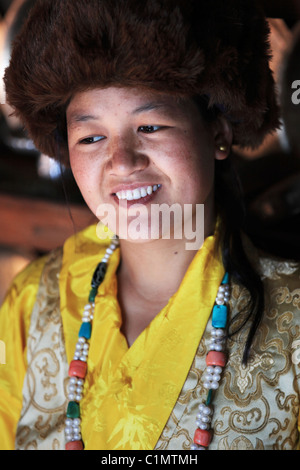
[0,256,47,450]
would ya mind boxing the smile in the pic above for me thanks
[115,184,161,201]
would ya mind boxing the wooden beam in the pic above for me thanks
[0,193,96,252]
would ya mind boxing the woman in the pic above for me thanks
[0,0,299,451]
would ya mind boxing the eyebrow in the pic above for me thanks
[67,101,175,126]
[67,114,99,125]
[132,102,170,114]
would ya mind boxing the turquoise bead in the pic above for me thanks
[212,304,227,328]
[67,401,80,419]
[79,322,92,340]
[221,272,229,284]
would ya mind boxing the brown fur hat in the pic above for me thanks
[4,0,279,162]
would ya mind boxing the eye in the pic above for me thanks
[79,136,105,144]
[138,125,162,133]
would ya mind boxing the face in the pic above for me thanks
[67,86,229,242]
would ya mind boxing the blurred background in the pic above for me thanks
[0,0,300,304]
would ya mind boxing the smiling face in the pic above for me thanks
[67,86,230,242]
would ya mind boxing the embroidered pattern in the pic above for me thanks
[15,248,68,450]
[156,263,300,450]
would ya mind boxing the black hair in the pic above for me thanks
[193,95,265,364]
[215,157,265,364]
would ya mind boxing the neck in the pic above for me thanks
[117,212,216,304]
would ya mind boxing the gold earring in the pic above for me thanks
[219,145,227,152]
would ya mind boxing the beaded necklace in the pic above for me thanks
[64,238,229,451]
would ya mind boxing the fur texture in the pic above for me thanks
[4,0,280,162]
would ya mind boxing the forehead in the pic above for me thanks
[66,86,200,125]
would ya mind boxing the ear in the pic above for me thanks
[213,116,233,161]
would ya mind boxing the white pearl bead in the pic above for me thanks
[199,422,209,430]
[215,329,225,337]
[73,418,81,426]
[69,378,77,385]
[78,337,85,343]
[212,373,221,382]
[211,381,219,390]
[68,393,75,400]
[214,366,222,374]
[203,381,211,389]
[191,444,199,450]
[206,366,214,374]
[79,356,87,362]
[68,385,76,392]
[65,427,73,435]
[202,406,212,415]
[201,415,211,423]
[65,418,72,426]
[204,373,213,381]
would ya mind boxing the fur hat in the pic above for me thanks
[4,0,279,162]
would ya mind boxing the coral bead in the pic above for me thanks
[65,440,84,450]
[194,429,212,447]
[68,360,87,379]
[206,351,226,367]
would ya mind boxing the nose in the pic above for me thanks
[107,134,148,176]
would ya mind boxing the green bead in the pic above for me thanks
[79,322,92,340]
[205,389,213,406]
[66,401,80,419]
[88,287,98,303]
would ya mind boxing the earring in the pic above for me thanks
[219,145,227,152]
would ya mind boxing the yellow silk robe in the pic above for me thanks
[0,224,299,450]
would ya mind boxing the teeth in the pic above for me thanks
[116,184,161,201]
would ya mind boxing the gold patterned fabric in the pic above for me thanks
[1,226,300,450]
[156,266,300,450]
[15,248,68,450]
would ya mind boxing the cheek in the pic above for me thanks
[69,153,101,210]
[168,141,215,199]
